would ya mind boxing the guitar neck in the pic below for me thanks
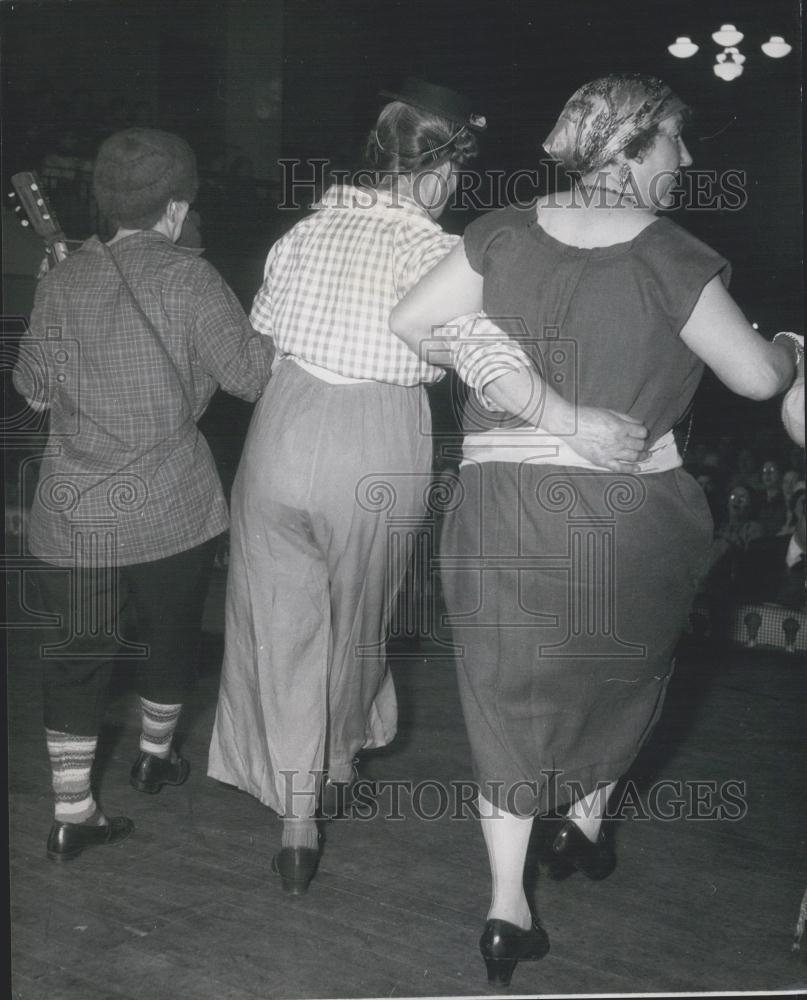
[9,171,71,264]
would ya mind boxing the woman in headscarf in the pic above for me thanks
[207,79,648,898]
[391,73,803,985]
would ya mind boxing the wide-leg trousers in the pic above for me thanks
[208,361,433,818]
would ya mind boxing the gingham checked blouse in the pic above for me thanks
[249,184,530,393]
[13,231,274,566]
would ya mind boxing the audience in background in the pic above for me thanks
[740,486,806,609]
[757,459,787,537]
[687,424,805,612]
[726,446,763,494]
[780,469,802,535]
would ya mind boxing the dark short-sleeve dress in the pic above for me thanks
[440,204,730,817]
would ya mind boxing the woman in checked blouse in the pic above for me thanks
[208,78,648,894]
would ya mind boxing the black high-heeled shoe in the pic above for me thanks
[549,820,616,881]
[479,916,550,987]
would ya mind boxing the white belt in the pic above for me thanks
[461,428,682,475]
[289,356,372,385]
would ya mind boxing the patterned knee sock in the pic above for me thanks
[138,698,182,758]
[46,728,103,825]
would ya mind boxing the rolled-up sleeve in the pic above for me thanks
[446,312,534,411]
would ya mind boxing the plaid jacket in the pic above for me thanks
[13,230,274,566]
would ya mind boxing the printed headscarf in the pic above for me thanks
[543,74,688,175]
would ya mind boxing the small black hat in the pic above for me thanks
[379,77,487,131]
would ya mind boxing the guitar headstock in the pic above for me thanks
[8,171,69,264]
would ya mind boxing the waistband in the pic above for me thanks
[289,356,373,384]
[460,427,681,474]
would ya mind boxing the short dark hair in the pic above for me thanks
[93,128,198,230]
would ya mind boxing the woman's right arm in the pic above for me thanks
[680,276,800,399]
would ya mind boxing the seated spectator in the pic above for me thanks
[717,485,763,549]
[780,470,803,535]
[757,458,787,537]
[727,446,761,494]
[702,486,764,599]
[740,486,806,609]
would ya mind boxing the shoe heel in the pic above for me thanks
[483,956,517,986]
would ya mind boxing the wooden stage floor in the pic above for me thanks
[7,573,807,1000]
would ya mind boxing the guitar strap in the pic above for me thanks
[102,241,195,417]
[70,243,198,499]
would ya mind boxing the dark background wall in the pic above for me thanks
[281,0,802,325]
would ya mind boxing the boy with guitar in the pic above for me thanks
[12,128,274,860]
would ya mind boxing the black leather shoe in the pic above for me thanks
[46,816,134,862]
[271,846,320,896]
[549,820,616,881]
[479,916,550,987]
[129,750,190,794]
